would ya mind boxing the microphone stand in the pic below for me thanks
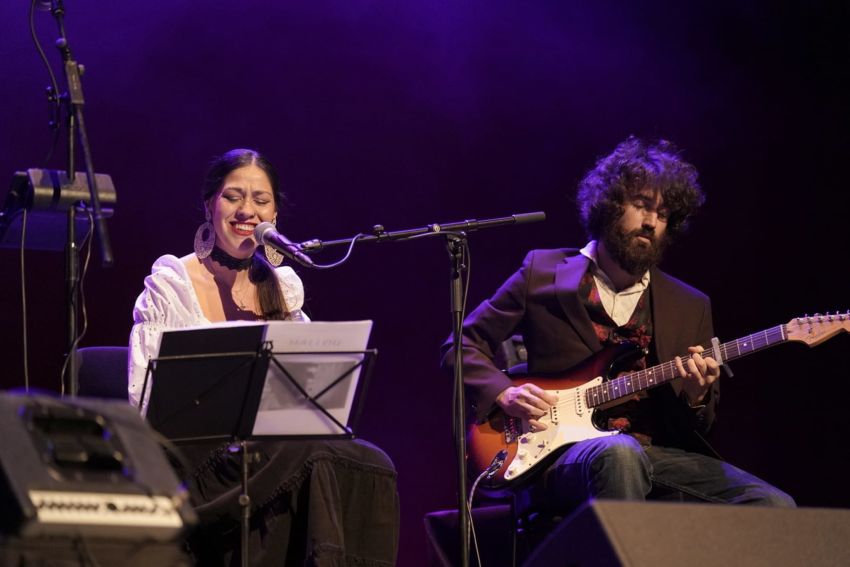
[51,1,113,268]
[300,212,545,252]
[299,211,545,566]
[447,232,471,567]
[49,0,113,396]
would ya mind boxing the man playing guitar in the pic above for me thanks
[448,137,795,511]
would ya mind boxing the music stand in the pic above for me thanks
[139,321,376,567]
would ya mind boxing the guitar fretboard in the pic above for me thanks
[585,325,787,408]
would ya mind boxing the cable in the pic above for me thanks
[466,467,491,567]
[304,233,366,269]
[29,0,62,165]
[20,209,30,392]
[466,447,508,567]
[59,206,94,395]
[77,206,95,343]
[462,238,471,322]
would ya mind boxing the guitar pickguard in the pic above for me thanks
[500,376,617,483]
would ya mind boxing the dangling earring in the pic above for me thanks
[194,208,215,259]
[264,245,283,267]
[264,216,283,266]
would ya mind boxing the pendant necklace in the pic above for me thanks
[233,284,251,311]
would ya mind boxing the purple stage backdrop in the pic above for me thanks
[1,2,848,564]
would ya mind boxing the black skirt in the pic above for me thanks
[172,439,399,566]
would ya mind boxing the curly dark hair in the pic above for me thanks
[576,136,705,241]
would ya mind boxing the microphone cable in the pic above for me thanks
[58,205,94,396]
[306,233,366,269]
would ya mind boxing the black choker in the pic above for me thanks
[210,246,252,271]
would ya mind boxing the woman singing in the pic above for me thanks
[128,148,398,566]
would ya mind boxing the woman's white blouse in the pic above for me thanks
[128,254,306,412]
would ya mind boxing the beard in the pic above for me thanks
[601,222,668,276]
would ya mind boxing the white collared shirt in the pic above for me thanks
[579,241,650,327]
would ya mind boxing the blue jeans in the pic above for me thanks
[533,435,795,511]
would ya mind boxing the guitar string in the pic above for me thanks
[584,325,787,406]
[530,318,847,425]
[541,325,790,414]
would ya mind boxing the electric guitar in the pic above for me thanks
[467,312,850,489]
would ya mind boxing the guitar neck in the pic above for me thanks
[585,324,788,408]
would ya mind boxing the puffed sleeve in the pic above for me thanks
[276,265,310,321]
[128,255,203,412]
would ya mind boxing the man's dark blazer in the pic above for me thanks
[453,248,720,453]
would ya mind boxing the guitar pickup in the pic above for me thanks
[550,391,560,424]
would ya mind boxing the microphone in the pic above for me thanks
[485,449,509,479]
[254,222,315,268]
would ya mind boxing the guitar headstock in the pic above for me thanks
[785,312,850,347]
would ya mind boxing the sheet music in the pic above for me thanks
[253,320,373,436]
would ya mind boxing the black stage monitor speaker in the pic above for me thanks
[0,391,196,566]
[523,500,850,567]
